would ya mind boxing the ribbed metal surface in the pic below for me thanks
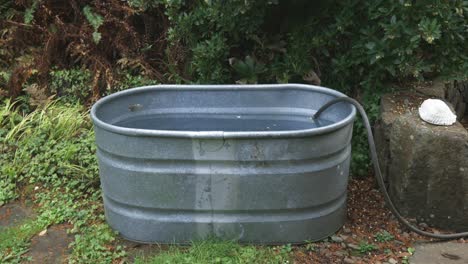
[91,84,356,244]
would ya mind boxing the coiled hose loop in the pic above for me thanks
[314,97,468,239]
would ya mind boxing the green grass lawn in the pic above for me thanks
[134,240,290,264]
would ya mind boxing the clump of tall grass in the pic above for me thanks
[0,99,114,262]
[4,100,89,142]
[0,99,95,204]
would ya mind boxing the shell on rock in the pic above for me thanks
[418,99,457,126]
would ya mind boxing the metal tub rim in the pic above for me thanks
[90,84,356,139]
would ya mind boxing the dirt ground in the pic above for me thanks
[293,176,467,264]
[2,176,466,264]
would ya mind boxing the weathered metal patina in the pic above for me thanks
[91,84,356,244]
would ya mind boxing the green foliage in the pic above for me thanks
[418,18,441,45]
[0,219,45,263]
[49,68,92,103]
[304,242,316,252]
[127,0,163,11]
[23,0,38,24]
[0,71,10,86]
[350,91,383,176]
[0,100,23,205]
[279,243,293,254]
[402,247,415,264]
[230,56,266,84]
[113,73,155,93]
[0,100,123,263]
[291,0,466,175]
[162,0,467,175]
[164,0,278,83]
[135,240,291,264]
[0,165,17,206]
[358,241,378,254]
[374,230,395,242]
[2,0,466,178]
[83,5,104,43]
[0,0,15,20]
[0,92,296,263]
[311,0,467,86]
[165,0,275,45]
[191,34,229,83]
[69,224,125,264]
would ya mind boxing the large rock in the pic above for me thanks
[388,111,468,230]
[410,242,468,264]
[374,92,428,181]
[375,90,468,231]
[413,80,447,99]
[412,79,467,120]
[446,80,468,120]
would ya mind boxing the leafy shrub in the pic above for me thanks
[49,68,92,103]
[230,56,266,84]
[308,0,467,89]
[157,0,466,175]
[161,0,279,83]
[113,73,155,92]
[2,0,467,175]
[374,230,395,242]
[83,5,104,44]
[191,34,230,83]
[314,0,466,174]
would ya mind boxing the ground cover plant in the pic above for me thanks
[0,0,467,263]
[0,100,126,263]
[134,240,291,264]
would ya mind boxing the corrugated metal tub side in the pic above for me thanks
[91,84,356,244]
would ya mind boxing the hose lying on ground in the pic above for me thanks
[313,97,468,239]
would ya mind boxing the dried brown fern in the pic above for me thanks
[2,0,172,101]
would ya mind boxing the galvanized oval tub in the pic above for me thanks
[91,84,356,244]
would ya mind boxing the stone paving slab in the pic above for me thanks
[24,224,74,264]
[1,202,73,263]
[410,242,468,264]
[0,201,34,228]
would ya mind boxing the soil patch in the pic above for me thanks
[293,177,428,264]
[24,223,74,264]
[0,201,34,228]
[120,239,171,262]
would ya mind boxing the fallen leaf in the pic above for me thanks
[38,229,47,236]
[441,252,461,260]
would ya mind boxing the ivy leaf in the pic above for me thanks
[24,1,38,24]
[365,42,376,50]
[83,6,104,30]
[92,32,102,44]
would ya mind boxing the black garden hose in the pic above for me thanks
[314,97,468,239]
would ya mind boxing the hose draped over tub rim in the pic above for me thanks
[90,84,356,139]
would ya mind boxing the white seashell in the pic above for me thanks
[418,99,457,126]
